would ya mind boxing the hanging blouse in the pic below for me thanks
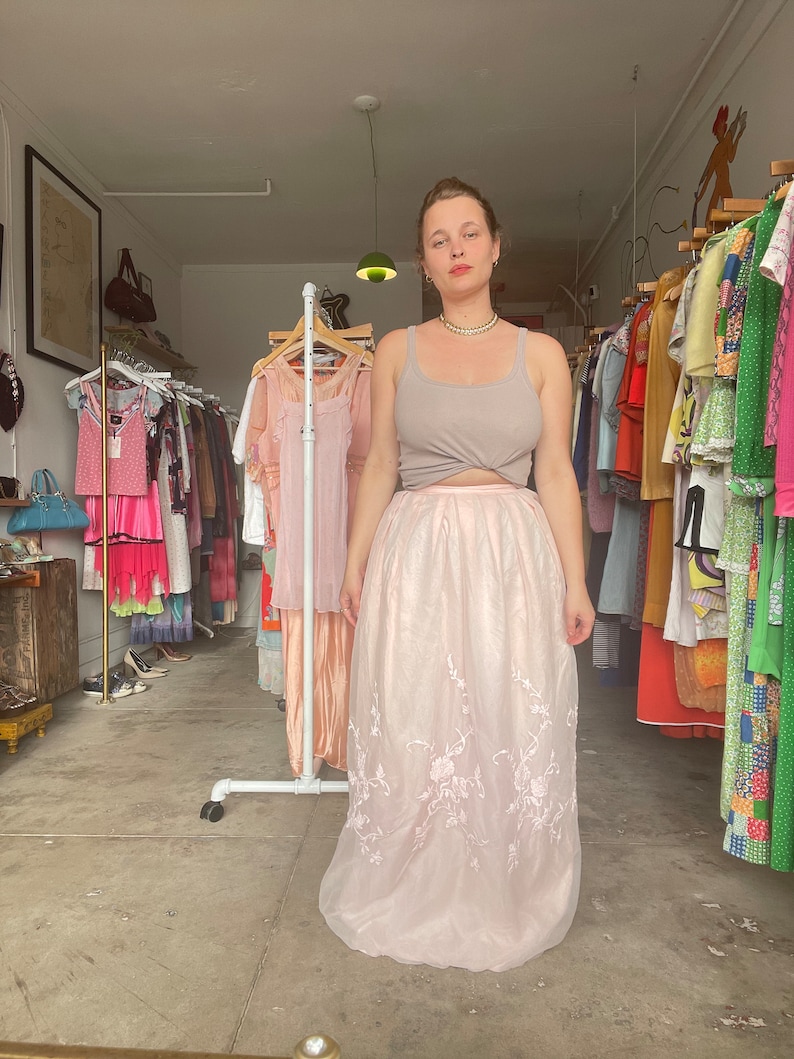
[74,380,149,496]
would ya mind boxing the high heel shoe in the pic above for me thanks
[155,643,192,663]
[124,648,168,678]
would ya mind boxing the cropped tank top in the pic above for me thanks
[395,326,543,489]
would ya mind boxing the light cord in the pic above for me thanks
[366,110,379,250]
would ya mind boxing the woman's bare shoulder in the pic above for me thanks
[374,327,411,382]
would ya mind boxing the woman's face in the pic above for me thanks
[421,195,499,294]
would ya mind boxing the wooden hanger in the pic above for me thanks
[252,314,374,376]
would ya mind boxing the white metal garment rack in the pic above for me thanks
[200,283,349,822]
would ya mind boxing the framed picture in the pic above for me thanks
[138,272,152,299]
[25,145,102,371]
[0,222,4,309]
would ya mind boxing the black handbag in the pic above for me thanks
[0,349,25,431]
[104,248,157,323]
[6,469,89,533]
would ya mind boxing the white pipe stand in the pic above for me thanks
[201,282,349,821]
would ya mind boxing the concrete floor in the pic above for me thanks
[1,632,792,1058]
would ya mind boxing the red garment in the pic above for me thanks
[614,303,652,483]
[637,623,724,738]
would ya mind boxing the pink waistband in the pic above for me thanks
[409,483,524,495]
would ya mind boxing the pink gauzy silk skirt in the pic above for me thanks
[319,484,581,972]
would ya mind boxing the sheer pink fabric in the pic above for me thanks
[320,485,580,971]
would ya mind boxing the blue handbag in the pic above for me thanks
[6,469,89,533]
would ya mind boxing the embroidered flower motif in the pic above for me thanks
[495,667,575,873]
[407,659,486,869]
[346,688,391,863]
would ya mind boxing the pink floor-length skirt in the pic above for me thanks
[319,484,581,972]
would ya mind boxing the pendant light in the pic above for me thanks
[354,96,397,283]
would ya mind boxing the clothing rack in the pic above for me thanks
[200,282,349,821]
[73,339,235,702]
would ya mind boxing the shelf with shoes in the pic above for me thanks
[105,326,196,371]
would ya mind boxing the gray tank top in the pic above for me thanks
[395,326,542,489]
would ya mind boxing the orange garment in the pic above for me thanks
[641,267,687,500]
[673,640,727,712]
[282,609,353,776]
[642,499,675,627]
[614,302,653,483]
[637,623,725,737]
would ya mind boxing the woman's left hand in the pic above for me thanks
[563,585,595,645]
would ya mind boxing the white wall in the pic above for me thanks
[0,91,184,676]
[181,264,422,627]
[181,264,422,411]
[583,0,792,311]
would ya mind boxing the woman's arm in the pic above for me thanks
[530,334,595,645]
[339,329,404,625]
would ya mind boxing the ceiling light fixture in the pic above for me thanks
[354,95,396,283]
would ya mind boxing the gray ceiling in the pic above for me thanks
[0,0,739,303]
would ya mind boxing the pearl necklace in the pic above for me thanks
[439,311,499,336]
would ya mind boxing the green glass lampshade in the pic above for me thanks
[356,251,397,283]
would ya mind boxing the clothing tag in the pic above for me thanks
[109,414,123,426]
[108,436,122,459]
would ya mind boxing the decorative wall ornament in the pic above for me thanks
[692,104,748,230]
[320,287,350,329]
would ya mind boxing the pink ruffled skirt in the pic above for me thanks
[320,484,580,972]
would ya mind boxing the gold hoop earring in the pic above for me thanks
[493,259,499,267]
[425,274,433,284]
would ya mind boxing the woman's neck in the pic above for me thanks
[439,293,495,326]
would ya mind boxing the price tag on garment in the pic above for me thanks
[108,435,122,459]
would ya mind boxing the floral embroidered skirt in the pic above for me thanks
[319,484,581,971]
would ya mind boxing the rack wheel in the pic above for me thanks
[200,800,224,822]
[276,698,286,713]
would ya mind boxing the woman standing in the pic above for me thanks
[319,178,594,972]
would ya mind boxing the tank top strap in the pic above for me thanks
[516,327,532,385]
[407,325,417,364]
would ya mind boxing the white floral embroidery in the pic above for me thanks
[408,727,487,869]
[346,688,391,863]
[447,654,470,714]
[406,658,485,869]
[496,665,574,872]
[370,682,382,737]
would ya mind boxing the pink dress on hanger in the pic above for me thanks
[74,380,149,496]
[252,352,370,775]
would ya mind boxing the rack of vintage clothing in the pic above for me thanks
[582,159,794,872]
[202,286,374,819]
[63,349,241,701]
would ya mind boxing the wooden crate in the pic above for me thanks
[0,558,79,701]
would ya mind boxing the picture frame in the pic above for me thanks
[138,272,153,299]
[0,222,4,309]
[25,145,102,371]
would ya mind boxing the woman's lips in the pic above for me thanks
[450,265,472,275]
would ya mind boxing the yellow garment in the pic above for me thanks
[641,266,687,500]
[685,233,729,378]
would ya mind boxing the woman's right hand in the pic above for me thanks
[339,566,365,627]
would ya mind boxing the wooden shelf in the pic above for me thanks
[0,568,41,589]
[105,326,195,370]
[0,499,30,507]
